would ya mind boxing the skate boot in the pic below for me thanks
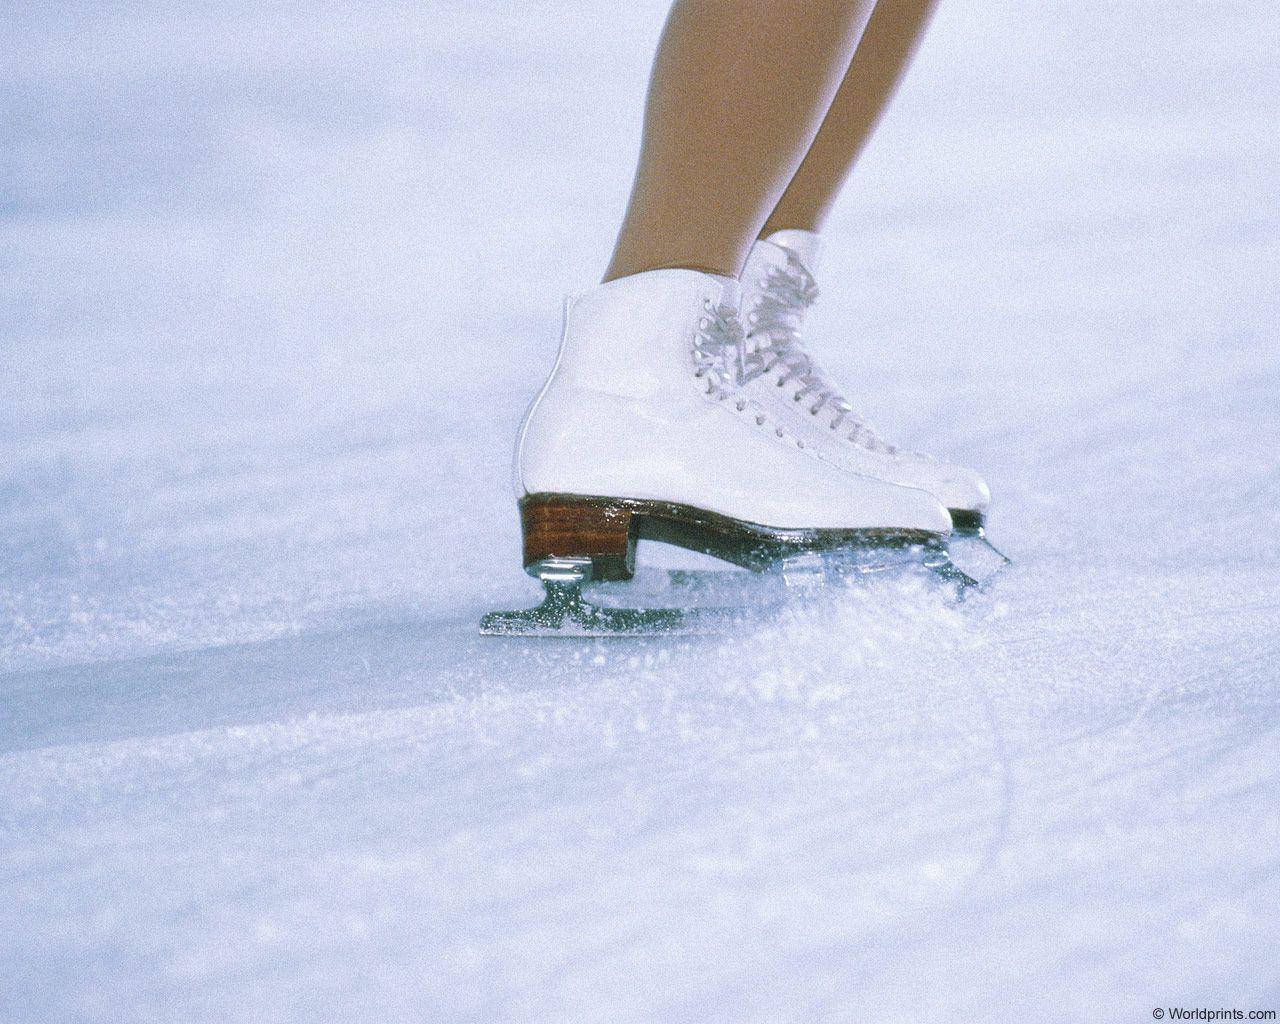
[739,229,1005,560]
[481,268,965,637]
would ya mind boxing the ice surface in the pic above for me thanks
[3,1,1280,1020]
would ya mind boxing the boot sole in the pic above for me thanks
[520,492,941,582]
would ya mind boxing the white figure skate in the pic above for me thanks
[739,230,1007,561]
[481,269,977,637]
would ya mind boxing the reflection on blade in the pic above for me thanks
[479,580,737,637]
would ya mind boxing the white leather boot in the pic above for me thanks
[740,230,993,534]
[511,268,952,582]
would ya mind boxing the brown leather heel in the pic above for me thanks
[520,494,639,581]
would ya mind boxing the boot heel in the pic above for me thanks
[519,494,638,582]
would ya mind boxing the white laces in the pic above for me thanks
[692,294,798,437]
[744,252,897,453]
[692,295,747,396]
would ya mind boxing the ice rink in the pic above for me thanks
[3,1,1279,1020]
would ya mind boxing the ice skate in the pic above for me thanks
[481,269,973,637]
[739,230,1009,564]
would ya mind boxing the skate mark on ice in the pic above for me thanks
[957,670,1017,892]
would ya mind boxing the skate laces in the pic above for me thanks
[744,251,897,453]
[692,295,747,396]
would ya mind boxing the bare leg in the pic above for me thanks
[603,0,878,283]
[761,0,939,236]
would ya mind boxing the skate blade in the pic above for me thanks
[584,544,982,605]
[480,541,1000,637]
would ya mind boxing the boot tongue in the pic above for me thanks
[712,274,741,312]
[763,229,822,277]
[707,274,745,382]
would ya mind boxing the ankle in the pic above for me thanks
[602,256,739,284]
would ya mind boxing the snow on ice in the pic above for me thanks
[2,1,1279,1021]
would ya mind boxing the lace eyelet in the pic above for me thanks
[756,415,766,426]
[735,400,746,412]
